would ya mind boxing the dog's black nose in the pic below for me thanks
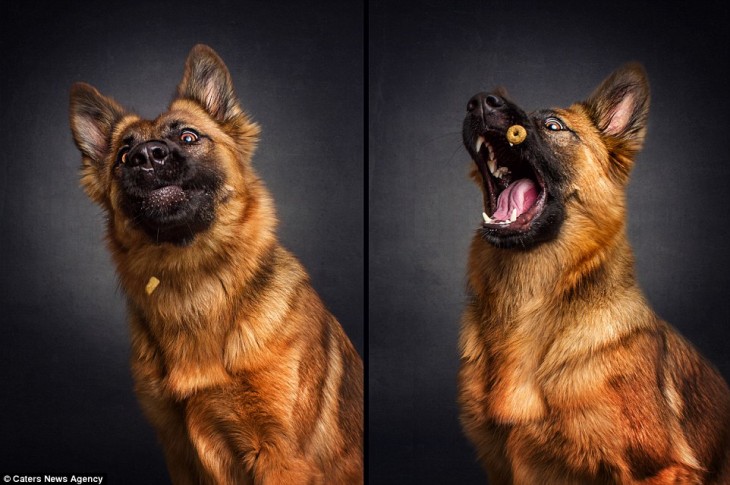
[127,141,170,171]
[467,93,506,114]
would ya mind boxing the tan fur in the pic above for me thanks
[70,45,362,484]
[459,64,730,484]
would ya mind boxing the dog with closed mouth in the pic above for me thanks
[459,64,730,484]
[69,45,363,484]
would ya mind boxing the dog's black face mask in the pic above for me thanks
[115,126,224,246]
[463,92,568,249]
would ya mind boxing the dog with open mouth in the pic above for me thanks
[462,87,568,249]
[458,64,730,484]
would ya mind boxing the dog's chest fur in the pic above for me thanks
[458,238,712,482]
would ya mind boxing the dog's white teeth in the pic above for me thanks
[494,167,510,179]
[487,158,497,175]
[509,142,514,147]
[509,208,517,223]
[476,136,485,153]
[482,212,492,223]
[487,144,495,161]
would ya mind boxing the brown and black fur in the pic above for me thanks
[459,64,730,484]
[69,45,363,484]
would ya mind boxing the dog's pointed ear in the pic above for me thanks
[70,82,127,205]
[69,82,127,164]
[584,63,650,154]
[176,44,242,122]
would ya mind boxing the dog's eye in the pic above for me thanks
[117,146,130,164]
[544,117,566,131]
[180,129,200,144]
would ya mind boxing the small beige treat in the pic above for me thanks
[506,124,527,144]
[145,276,160,295]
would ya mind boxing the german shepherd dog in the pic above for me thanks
[69,45,363,484]
[459,64,730,484]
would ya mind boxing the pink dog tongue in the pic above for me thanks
[492,179,538,221]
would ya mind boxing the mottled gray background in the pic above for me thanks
[0,0,362,482]
[370,1,730,483]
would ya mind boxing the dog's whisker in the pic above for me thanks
[445,141,466,165]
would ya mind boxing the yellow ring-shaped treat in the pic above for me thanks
[506,125,527,145]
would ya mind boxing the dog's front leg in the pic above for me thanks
[135,389,213,484]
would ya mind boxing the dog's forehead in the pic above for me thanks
[110,114,143,145]
[557,104,595,129]
[529,105,591,126]
[158,107,222,134]
[123,113,185,136]
[112,108,217,144]
[529,107,573,119]
[119,117,157,139]
[110,116,167,143]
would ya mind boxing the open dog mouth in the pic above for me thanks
[472,133,547,232]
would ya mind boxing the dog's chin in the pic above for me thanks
[123,186,217,246]
[479,199,565,249]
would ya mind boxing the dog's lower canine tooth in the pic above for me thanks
[482,212,492,223]
[488,159,497,175]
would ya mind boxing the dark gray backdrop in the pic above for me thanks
[0,0,363,482]
[370,1,730,484]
